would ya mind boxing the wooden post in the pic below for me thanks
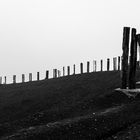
[59,70,61,77]
[55,69,57,78]
[121,27,130,89]
[93,60,97,72]
[22,74,25,83]
[37,72,39,81]
[128,28,137,89]
[53,69,54,78]
[4,76,6,84]
[113,58,115,71]
[53,69,55,78]
[87,61,90,73]
[29,73,32,82]
[107,58,110,71]
[113,57,117,71]
[46,70,49,79]
[57,70,59,77]
[95,61,97,72]
[93,61,94,72]
[58,70,61,77]
[13,75,16,84]
[0,77,1,85]
[137,34,140,68]
[101,60,103,71]
[53,69,57,78]
[118,56,121,71]
[80,63,83,74]
[73,64,76,75]
[67,66,70,76]
[54,69,56,78]
[63,67,65,76]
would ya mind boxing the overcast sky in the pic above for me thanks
[0,0,140,83]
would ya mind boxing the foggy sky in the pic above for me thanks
[0,0,140,83]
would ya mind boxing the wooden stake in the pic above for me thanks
[0,77,1,84]
[118,56,121,71]
[37,72,39,81]
[22,74,25,83]
[128,28,137,89]
[46,70,49,79]
[63,67,65,76]
[113,57,117,71]
[67,66,70,76]
[137,34,140,69]
[95,61,97,72]
[121,27,130,89]
[13,75,16,83]
[4,76,6,84]
[87,61,90,73]
[73,64,75,75]
[55,69,57,78]
[107,58,110,71]
[80,63,83,74]
[29,73,32,81]
[58,70,61,77]
[101,60,103,71]
[53,69,54,78]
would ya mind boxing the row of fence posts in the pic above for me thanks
[0,71,49,84]
[121,27,140,89]
[0,57,121,84]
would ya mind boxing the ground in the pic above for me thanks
[1,71,140,139]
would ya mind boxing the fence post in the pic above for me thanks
[93,60,95,72]
[59,70,61,77]
[121,27,130,89]
[95,61,97,72]
[93,61,97,72]
[54,69,56,78]
[107,58,110,71]
[63,67,65,76]
[22,74,25,83]
[13,75,16,84]
[101,60,103,71]
[113,57,117,71]
[128,28,137,89]
[29,73,32,82]
[73,64,75,75]
[37,72,39,81]
[118,56,121,71]
[57,70,59,77]
[4,76,6,84]
[46,70,49,79]
[53,69,54,78]
[67,66,70,76]
[58,70,61,77]
[53,69,57,78]
[137,34,140,69]
[0,77,1,85]
[113,58,115,71]
[87,61,90,73]
[55,69,57,78]
[53,69,55,78]
[80,63,83,74]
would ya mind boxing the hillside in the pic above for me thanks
[1,71,140,139]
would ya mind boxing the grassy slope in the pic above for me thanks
[1,70,140,139]
[0,71,121,123]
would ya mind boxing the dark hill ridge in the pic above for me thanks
[0,71,121,123]
[1,70,140,139]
